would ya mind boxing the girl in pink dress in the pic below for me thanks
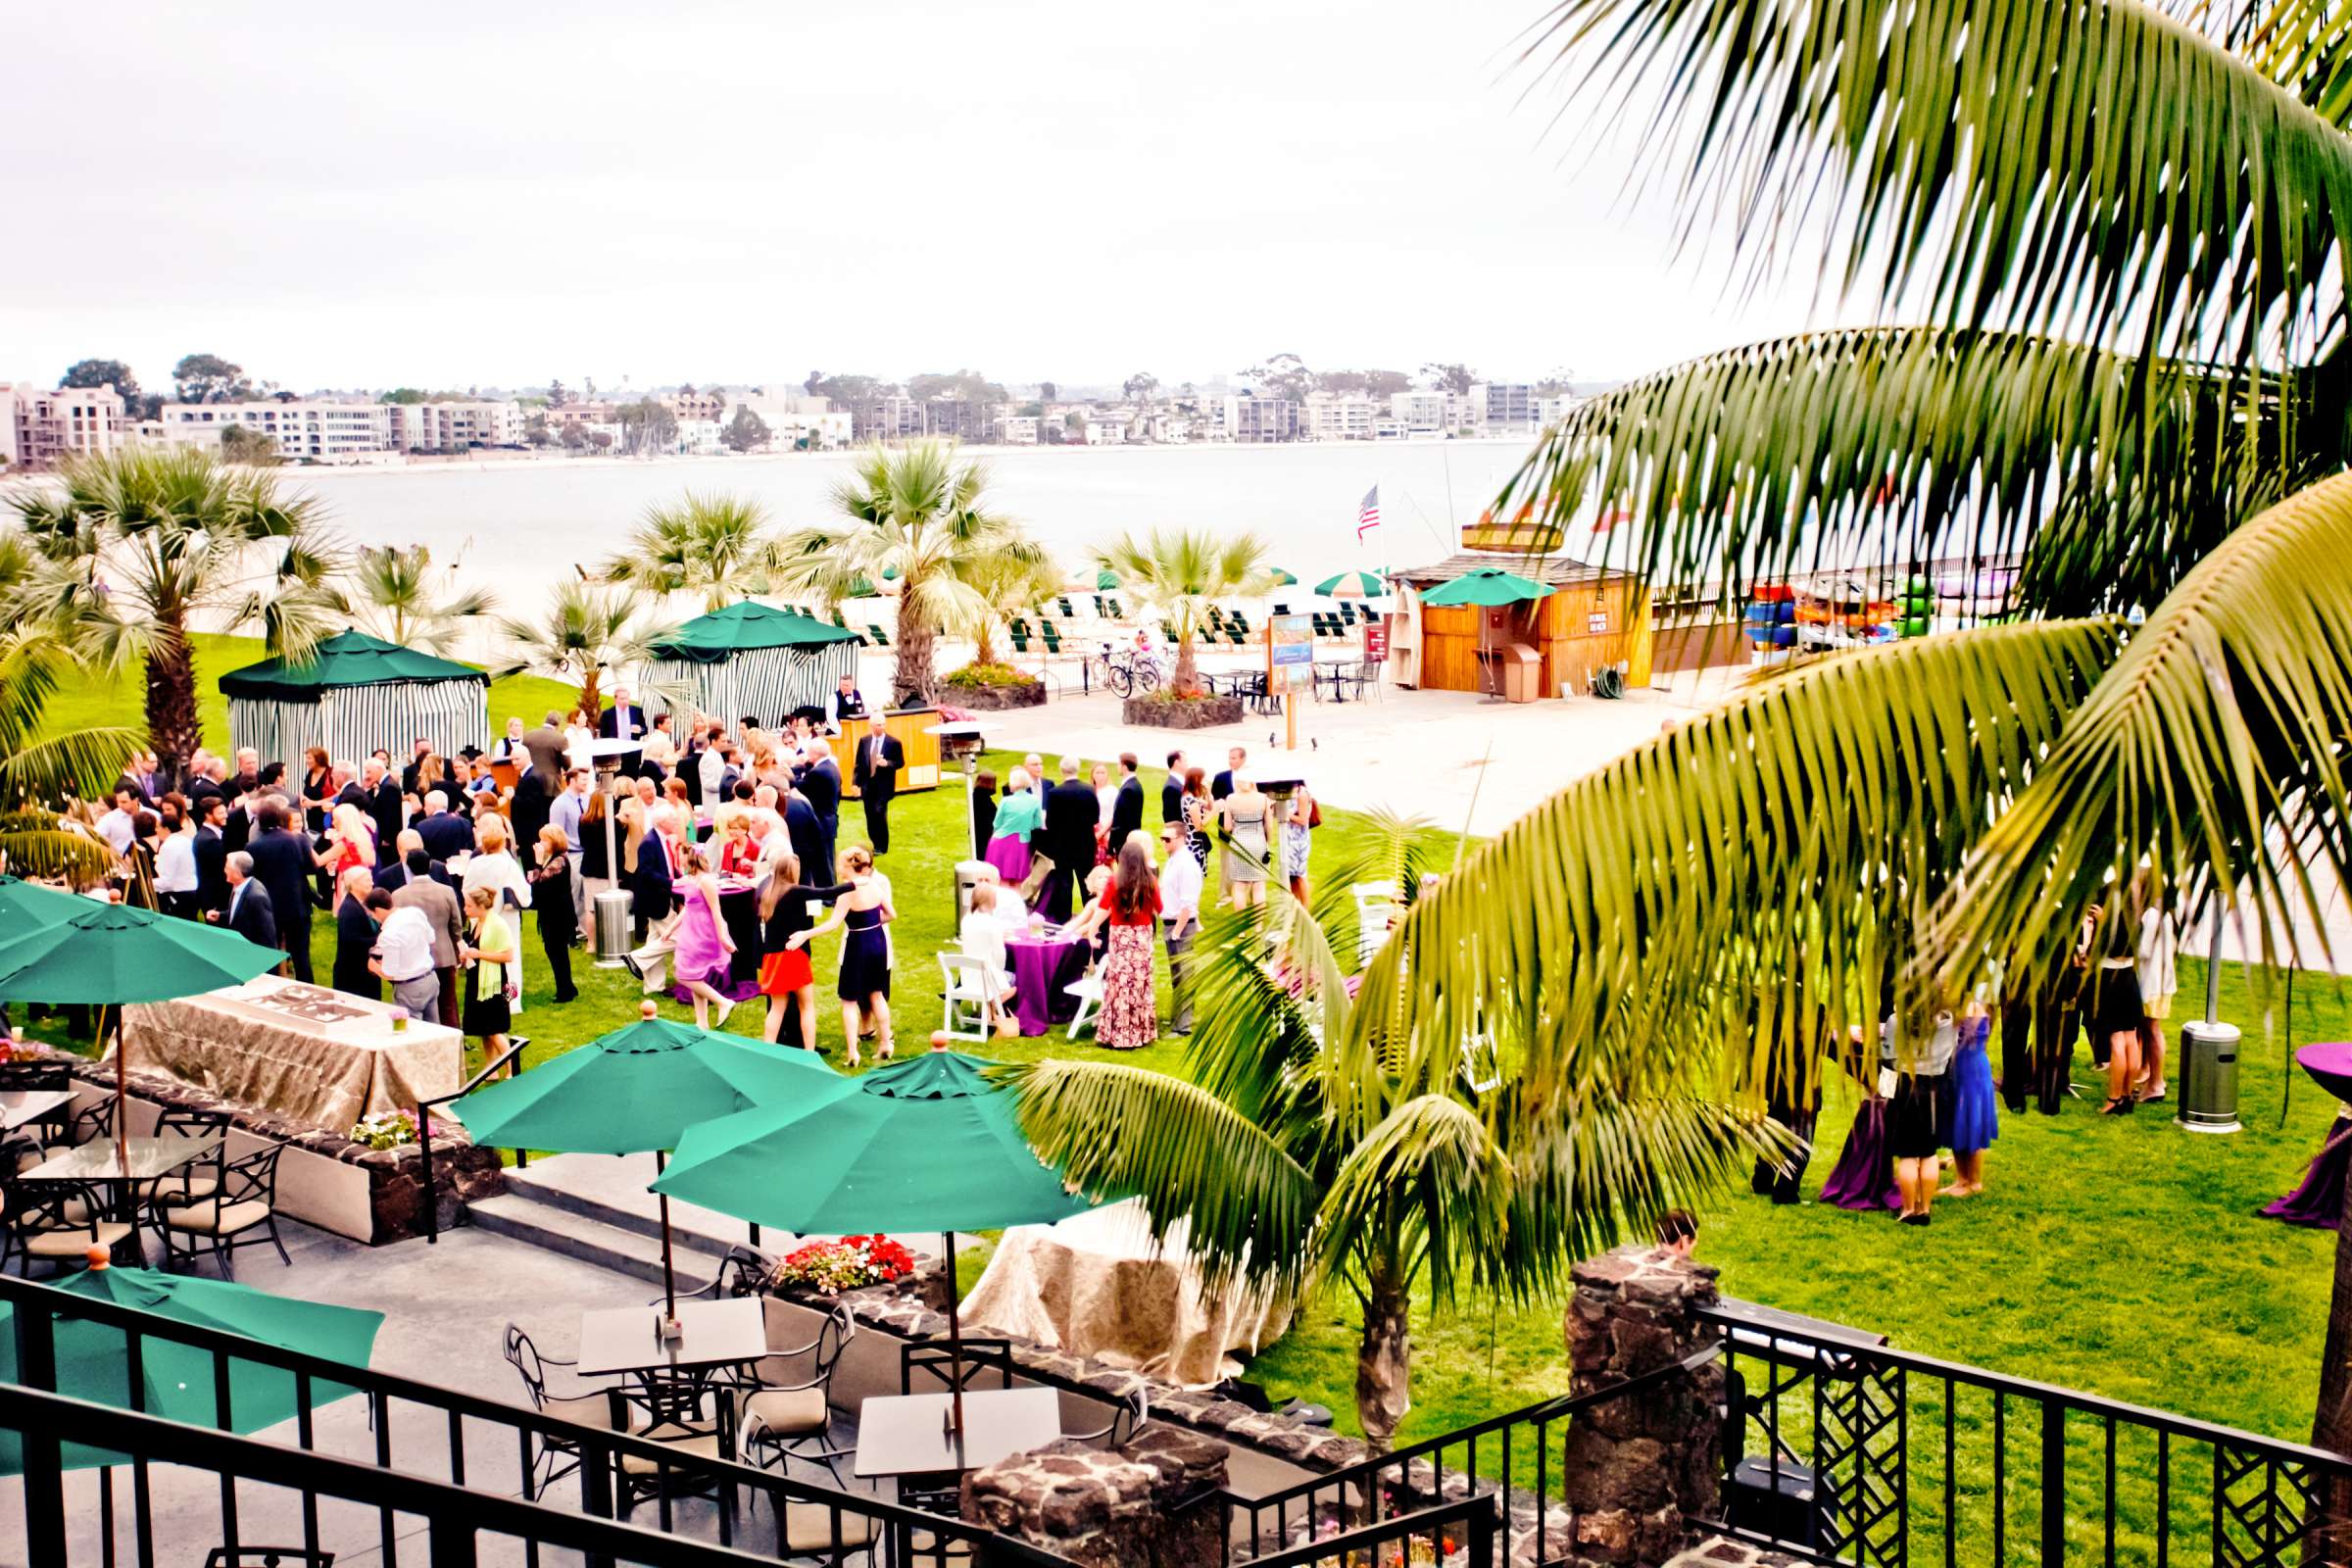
[669,844,737,1030]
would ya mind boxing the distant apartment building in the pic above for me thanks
[158,398,522,462]
[1389,391,1451,437]
[1302,392,1378,441]
[675,418,724,457]
[0,381,128,469]
[921,400,997,443]
[545,401,619,429]
[660,389,725,422]
[1083,416,1128,446]
[1468,382,1537,432]
[1223,393,1299,444]
[999,416,1041,446]
[389,400,523,450]
[848,397,922,443]
[726,396,849,451]
[1538,392,1586,426]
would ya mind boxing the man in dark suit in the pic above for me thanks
[852,714,905,856]
[1108,753,1146,858]
[391,847,466,1026]
[522,710,570,791]
[220,853,278,955]
[1161,750,1187,825]
[244,802,320,982]
[338,757,402,864]
[415,791,474,862]
[831,674,868,733]
[599,686,649,773]
[1041,758,1101,923]
[192,796,230,914]
[331,866,381,1000]
[1212,745,1246,802]
[800,739,843,883]
[781,787,827,890]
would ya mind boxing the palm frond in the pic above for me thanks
[1354,620,2122,1098]
[1314,1093,1512,1307]
[1006,1058,1319,1295]
[1522,0,2352,395]
[1495,327,2331,616]
[1920,470,2352,995]
[0,813,115,883]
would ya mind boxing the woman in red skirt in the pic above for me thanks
[756,842,845,1051]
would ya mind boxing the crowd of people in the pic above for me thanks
[57,680,1316,1072]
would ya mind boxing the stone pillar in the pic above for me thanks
[963,1427,1229,1568]
[1557,1246,1725,1566]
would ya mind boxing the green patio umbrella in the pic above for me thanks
[1095,568,1120,591]
[1313,569,1388,599]
[457,1004,841,1313]
[1416,567,1555,607]
[0,901,286,1180]
[1266,567,1298,587]
[651,1048,1096,1440]
[0,875,89,936]
[0,1258,383,1473]
[1420,569,1556,702]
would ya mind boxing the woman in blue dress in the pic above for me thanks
[1944,1001,1998,1197]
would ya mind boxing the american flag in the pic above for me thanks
[1355,485,1382,540]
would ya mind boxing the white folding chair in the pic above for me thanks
[1063,972,1103,1039]
[938,951,996,1044]
[1351,881,1402,967]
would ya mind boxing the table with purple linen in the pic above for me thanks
[1004,934,1088,1037]
[2261,1043,2352,1229]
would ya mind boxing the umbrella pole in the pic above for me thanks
[108,1004,127,1182]
[656,1150,677,1318]
[942,1229,966,1446]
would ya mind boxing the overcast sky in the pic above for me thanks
[2,0,1821,396]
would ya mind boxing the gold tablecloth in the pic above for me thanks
[119,980,465,1133]
[960,1199,1292,1389]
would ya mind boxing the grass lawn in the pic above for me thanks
[32,644,2352,1542]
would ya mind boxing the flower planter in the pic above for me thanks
[949,680,1046,711]
[1123,694,1243,730]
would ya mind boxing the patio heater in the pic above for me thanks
[2178,901,2242,1134]
[582,737,642,968]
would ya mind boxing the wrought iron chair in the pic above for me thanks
[734,1302,858,1483]
[203,1550,337,1567]
[135,1105,231,1206]
[1067,1384,1151,1449]
[155,1141,289,1277]
[502,1322,619,1493]
[614,1378,735,1518]
[2,1176,131,1277]
[738,1410,879,1565]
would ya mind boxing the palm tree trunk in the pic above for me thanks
[1356,1272,1412,1453]
[895,594,937,708]
[577,669,603,727]
[146,619,200,789]
[2309,1172,2352,1561]
[1173,635,1200,697]
[974,622,998,668]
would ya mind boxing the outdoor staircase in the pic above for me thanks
[466,1152,770,1289]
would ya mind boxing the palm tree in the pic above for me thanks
[1359,0,2352,1465]
[1010,813,1769,1449]
[4,447,343,786]
[492,582,680,724]
[339,543,499,657]
[953,550,1063,668]
[771,442,1038,707]
[0,539,135,880]
[1092,527,1274,695]
[596,490,778,613]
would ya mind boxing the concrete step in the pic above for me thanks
[466,1190,732,1292]
[500,1152,774,1257]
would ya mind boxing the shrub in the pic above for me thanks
[350,1109,419,1151]
[944,662,1036,690]
[768,1234,918,1293]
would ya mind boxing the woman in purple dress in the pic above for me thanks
[669,844,738,1031]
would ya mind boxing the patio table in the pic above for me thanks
[576,1297,767,1380]
[853,1387,1064,1479]
[1003,933,1088,1037]
[0,1089,76,1133]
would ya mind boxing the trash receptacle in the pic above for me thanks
[955,859,991,926]
[593,889,634,966]
[2178,1018,2242,1133]
[1500,645,1542,704]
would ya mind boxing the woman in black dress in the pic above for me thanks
[792,846,894,1067]
[528,824,580,1004]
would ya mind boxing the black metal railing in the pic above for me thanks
[1702,1302,2352,1567]
[1238,1492,1500,1568]
[415,1034,528,1242]
[0,1271,1074,1568]
[1217,1347,1717,1567]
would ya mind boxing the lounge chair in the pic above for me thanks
[866,624,890,647]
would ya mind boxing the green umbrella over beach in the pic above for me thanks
[652,1047,1096,1441]
[458,1004,842,1312]
[1267,567,1298,587]
[1313,569,1388,599]
[1418,567,1555,607]
[0,1260,383,1473]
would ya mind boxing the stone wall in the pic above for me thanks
[69,1061,503,1245]
[1557,1248,1726,1565]
[964,1425,1229,1568]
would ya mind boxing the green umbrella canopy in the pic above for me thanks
[647,601,861,664]
[1313,569,1389,599]
[0,901,284,1004]
[651,1050,1094,1235]
[0,1263,382,1473]
[1417,568,1556,608]
[0,875,89,936]
[455,1013,839,1154]
[1267,567,1298,587]
[218,629,486,701]
[1095,569,1120,591]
